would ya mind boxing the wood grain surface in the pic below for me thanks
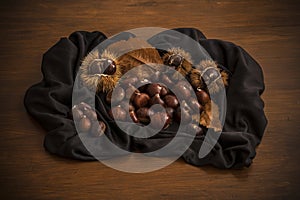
[0,0,299,199]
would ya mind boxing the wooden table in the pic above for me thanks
[0,0,299,199]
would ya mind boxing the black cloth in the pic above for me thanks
[24,28,267,168]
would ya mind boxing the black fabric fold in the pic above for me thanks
[25,31,107,160]
[24,28,267,168]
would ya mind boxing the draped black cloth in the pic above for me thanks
[24,28,267,168]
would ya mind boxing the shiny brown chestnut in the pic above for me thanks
[164,95,179,109]
[175,83,191,99]
[149,94,165,108]
[146,83,162,97]
[176,80,191,89]
[103,59,116,75]
[110,87,125,104]
[138,79,151,92]
[165,107,175,118]
[150,112,171,130]
[122,77,138,87]
[133,93,150,108]
[120,101,135,112]
[90,121,106,137]
[72,107,83,121]
[83,107,97,121]
[189,124,204,136]
[77,102,92,110]
[167,54,183,68]
[106,91,112,104]
[160,85,169,97]
[196,88,210,105]
[174,107,191,125]
[79,115,92,132]
[136,107,153,124]
[109,106,127,121]
[151,71,161,82]
[129,111,139,123]
[181,100,192,112]
[161,74,173,86]
[125,84,139,101]
[189,98,203,113]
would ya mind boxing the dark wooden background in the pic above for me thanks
[0,0,299,199]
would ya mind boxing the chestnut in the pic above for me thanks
[90,121,106,137]
[88,59,116,75]
[79,115,92,132]
[174,107,191,125]
[103,59,116,75]
[181,100,192,112]
[129,111,139,123]
[111,87,125,103]
[150,112,171,130]
[196,88,210,105]
[125,84,139,101]
[120,101,135,112]
[77,102,92,110]
[149,94,165,108]
[109,106,127,121]
[133,93,150,108]
[138,79,151,92]
[106,91,112,104]
[122,77,138,87]
[161,74,173,86]
[189,124,204,136]
[165,107,175,118]
[175,83,191,99]
[146,83,162,97]
[136,107,153,124]
[160,85,169,97]
[72,107,83,121]
[189,98,203,113]
[151,71,161,82]
[167,54,183,68]
[202,68,219,85]
[164,95,179,109]
[83,108,97,121]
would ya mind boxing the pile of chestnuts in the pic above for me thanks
[70,102,106,137]
[106,77,211,136]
